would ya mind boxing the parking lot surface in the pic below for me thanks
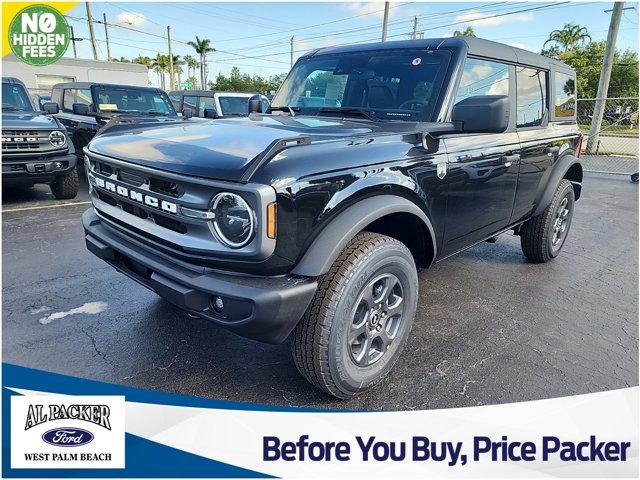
[2,173,638,410]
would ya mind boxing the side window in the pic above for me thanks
[454,58,509,104]
[261,98,270,112]
[516,67,547,128]
[553,72,576,118]
[168,93,182,110]
[183,95,198,112]
[199,97,215,116]
[63,88,92,112]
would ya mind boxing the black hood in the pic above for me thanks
[88,114,424,181]
[2,110,60,129]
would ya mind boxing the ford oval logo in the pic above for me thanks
[42,428,94,447]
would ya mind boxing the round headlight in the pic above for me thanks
[49,130,66,147]
[211,192,255,248]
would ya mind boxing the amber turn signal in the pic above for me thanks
[266,202,277,239]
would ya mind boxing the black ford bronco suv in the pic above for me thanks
[82,38,583,398]
[52,82,179,164]
[2,77,78,199]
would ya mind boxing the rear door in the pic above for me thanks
[441,58,521,256]
[510,66,557,222]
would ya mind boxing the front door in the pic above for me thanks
[440,56,520,256]
[442,133,521,255]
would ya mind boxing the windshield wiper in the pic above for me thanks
[317,107,379,122]
[269,105,299,116]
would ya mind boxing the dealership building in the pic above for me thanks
[3,54,149,94]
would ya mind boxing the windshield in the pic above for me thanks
[2,82,34,112]
[271,48,450,121]
[95,87,176,115]
[218,96,249,116]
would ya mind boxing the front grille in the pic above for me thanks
[1,130,58,153]
[9,164,26,172]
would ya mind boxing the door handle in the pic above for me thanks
[500,154,520,167]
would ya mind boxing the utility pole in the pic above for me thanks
[69,25,80,59]
[102,13,112,61]
[381,2,390,42]
[290,36,294,68]
[167,26,175,90]
[85,2,98,60]
[586,1,624,153]
[412,16,418,40]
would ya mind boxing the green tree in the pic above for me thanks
[184,54,198,85]
[544,23,591,53]
[187,36,214,89]
[549,41,638,98]
[207,67,288,94]
[453,26,476,37]
[151,53,169,90]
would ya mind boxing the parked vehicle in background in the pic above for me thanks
[2,77,78,199]
[31,93,52,110]
[52,82,179,163]
[82,38,583,398]
[168,90,270,118]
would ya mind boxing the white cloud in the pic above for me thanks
[508,42,530,51]
[454,10,533,27]
[114,12,147,28]
[344,2,389,19]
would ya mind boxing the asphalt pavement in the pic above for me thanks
[2,173,638,410]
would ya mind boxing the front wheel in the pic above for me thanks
[50,169,79,200]
[291,232,418,399]
[520,179,575,262]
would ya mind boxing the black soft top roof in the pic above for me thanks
[310,37,575,73]
[52,82,166,92]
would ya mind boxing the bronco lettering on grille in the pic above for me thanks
[92,176,177,214]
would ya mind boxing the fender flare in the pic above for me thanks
[291,195,437,277]
[532,155,583,217]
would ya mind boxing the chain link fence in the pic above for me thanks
[577,97,639,175]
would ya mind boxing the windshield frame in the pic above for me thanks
[2,82,35,112]
[271,47,452,122]
[92,86,177,116]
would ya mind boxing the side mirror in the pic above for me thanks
[451,95,509,133]
[204,108,218,119]
[248,94,262,114]
[72,103,89,116]
[42,102,59,114]
[182,108,193,119]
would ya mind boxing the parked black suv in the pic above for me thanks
[52,82,179,164]
[2,77,78,199]
[82,38,583,398]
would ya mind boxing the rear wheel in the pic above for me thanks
[520,179,574,262]
[50,169,79,200]
[291,232,418,398]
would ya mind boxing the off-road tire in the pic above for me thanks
[50,169,79,200]
[520,179,574,262]
[291,232,418,399]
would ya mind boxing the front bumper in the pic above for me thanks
[83,209,317,344]
[2,153,77,184]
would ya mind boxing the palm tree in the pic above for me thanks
[453,26,476,37]
[151,53,169,90]
[132,54,152,69]
[184,54,198,85]
[544,23,591,53]
[187,36,214,89]
[170,55,185,89]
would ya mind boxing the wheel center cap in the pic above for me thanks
[370,311,380,326]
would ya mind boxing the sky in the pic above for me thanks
[63,1,640,87]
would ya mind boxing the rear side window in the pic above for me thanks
[554,72,576,118]
[63,88,92,112]
[454,58,509,104]
[516,67,547,128]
